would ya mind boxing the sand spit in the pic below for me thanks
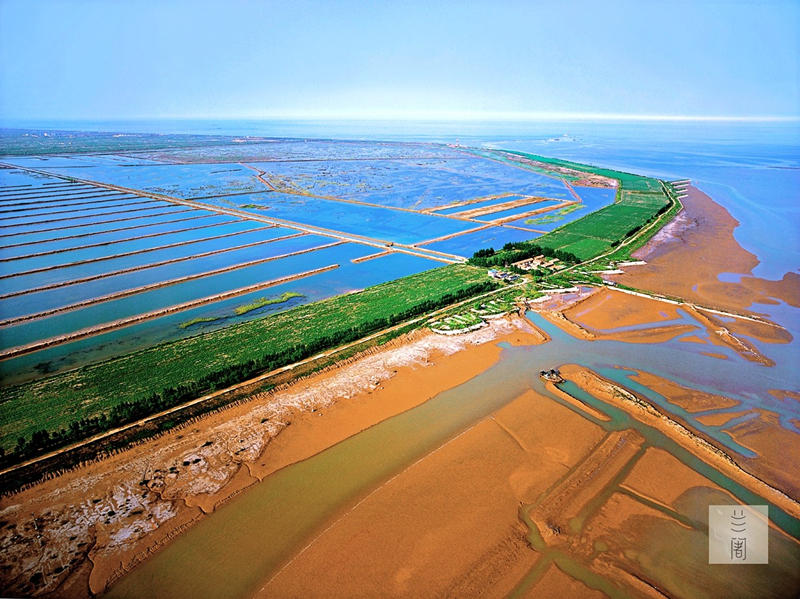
[557,364,800,520]
[494,151,619,189]
[554,286,780,364]
[682,305,776,366]
[0,317,540,598]
[452,195,551,219]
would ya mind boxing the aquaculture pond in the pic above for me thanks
[0,209,210,246]
[0,140,617,382]
[0,188,125,204]
[0,234,353,351]
[201,192,478,246]
[0,214,237,260]
[0,227,299,319]
[0,249,437,384]
[4,159,266,199]
[0,204,189,236]
[2,221,281,292]
[422,226,540,257]
[138,139,464,163]
[248,156,573,210]
[7,148,575,212]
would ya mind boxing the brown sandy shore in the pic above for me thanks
[0,318,546,598]
[257,359,799,599]
[3,184,800,598]
[611,186,800,313]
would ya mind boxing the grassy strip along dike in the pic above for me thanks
[471,151,679,265]
[0,264,495,481]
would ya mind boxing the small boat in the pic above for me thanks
[539,368,564,383]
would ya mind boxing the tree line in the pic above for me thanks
[468,242,580,268]
[2,279,496,467]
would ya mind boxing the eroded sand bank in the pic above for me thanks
[256,360,800,599]
[0,318,545,598]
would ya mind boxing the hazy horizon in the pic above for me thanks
[1,0,798,122]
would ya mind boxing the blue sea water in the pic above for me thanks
[472,121,799,282]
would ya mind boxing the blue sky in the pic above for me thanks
[0,0,798,121]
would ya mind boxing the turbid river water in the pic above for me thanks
[108,311,800,598]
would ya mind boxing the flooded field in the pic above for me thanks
[0,141,615,380]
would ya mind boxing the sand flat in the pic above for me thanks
[621,446,732,507]
[628,370,739,413]
[611,186,799,316]
[523,563,609,599]
[259,389,607,598]
[725,408,800,499]
[564,286,682,330]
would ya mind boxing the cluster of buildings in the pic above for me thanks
[513,255,564,271]
[487,269,521,283]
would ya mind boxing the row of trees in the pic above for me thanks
[468,242,580,268]
[3,279,497,467]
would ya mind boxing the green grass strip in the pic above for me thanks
[1,264,494,460]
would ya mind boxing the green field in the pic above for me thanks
[478,151,675,262]
[537,189,674,261]
[1,264,494,461]
[178,316,223,329]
